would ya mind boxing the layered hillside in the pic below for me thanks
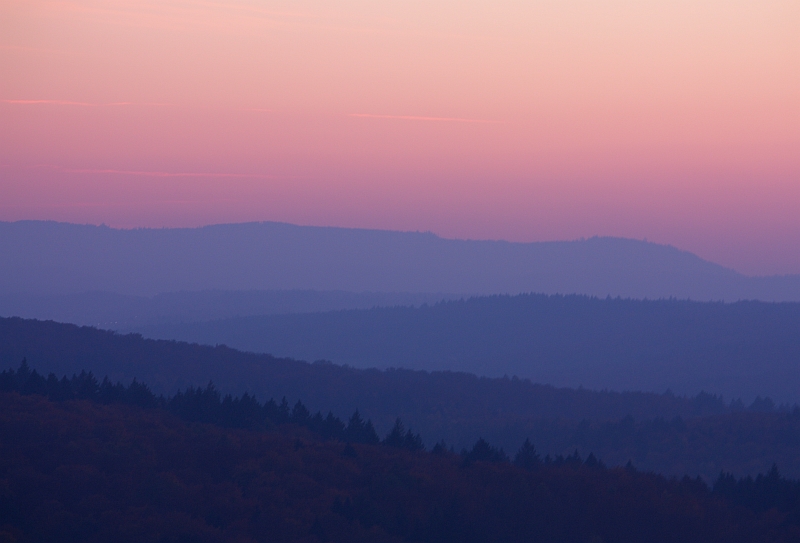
[134,294,800,403]
[4,317,800,478]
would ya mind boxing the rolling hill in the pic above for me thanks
[132,294,800,404]
[4,316,800,478]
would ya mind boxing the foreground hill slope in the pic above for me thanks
[4,317,800,478]
[2,220,800,300]
[134,294,800,403]
[4,390,800,543]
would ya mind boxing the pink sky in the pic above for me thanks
[1,0,799,275]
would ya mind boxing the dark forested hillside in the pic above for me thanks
[133,294,800,403]
[3,389,800,543]
[3,317,800,478]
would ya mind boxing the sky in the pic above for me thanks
[1,0,798,276]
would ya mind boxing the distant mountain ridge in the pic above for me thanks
[2,220,800,301]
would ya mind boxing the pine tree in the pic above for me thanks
[383,418,406,448]
[514,439,541,470]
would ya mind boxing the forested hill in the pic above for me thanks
[5,390,800,543]
[0,316,732,425]
[134,294,800,403]
[4,316,800,478]
[3,220,800,300]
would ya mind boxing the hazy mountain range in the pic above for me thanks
[4,219,800,405]
[2,220,800,302]
[0,290,454,329]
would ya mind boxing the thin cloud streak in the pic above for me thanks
[1,99,172,107]
[3,100,275,113]
[3,99,96,106]
[61,168,282,179]
[0,199,241,209]
[349,113,502,124]
[0,44,73,54]
[38,0,384,36]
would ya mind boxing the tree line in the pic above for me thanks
[0,359,424,449]
[5,377,800,542]
[4,359,800,504]
[5,311,800,480]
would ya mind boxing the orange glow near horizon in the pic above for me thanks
[1,0,799,275]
